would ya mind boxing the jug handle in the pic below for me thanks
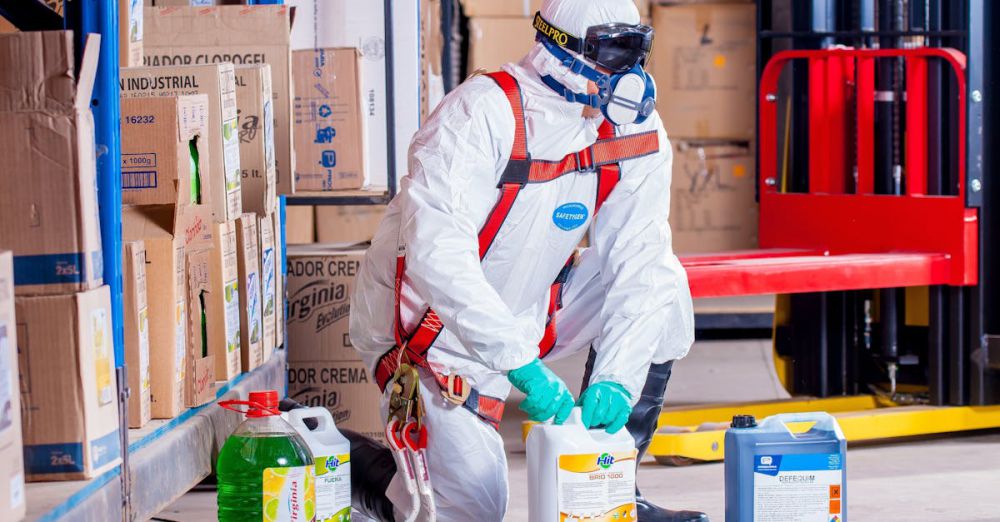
[764,412,839,436]
[288,406,334,432]
[541,406,584,426]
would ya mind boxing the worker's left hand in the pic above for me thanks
[578,381,632,434]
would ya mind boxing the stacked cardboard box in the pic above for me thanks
[286,246,383,442]
[650,2,758,253]
[123,241,151,428]
[0,33,104,296]
[119,93,218,416]
[0,252,26,519]
[231,63,282,374]
[144,5,296,194]
[120,63,243,223]
[119,0,143,67]
[291,48,366,192]
[0,32,122,483]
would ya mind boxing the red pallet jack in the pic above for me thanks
[649,47,1000,465]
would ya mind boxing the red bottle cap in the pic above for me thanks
[246,390,280,418]
[219,390,282,417]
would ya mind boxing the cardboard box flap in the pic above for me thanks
[74,34,100,110]
[146,6,292,46]
[122,205,174,240]
[0,30,76,112]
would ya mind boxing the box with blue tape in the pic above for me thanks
[15,285,121,481]
[0,32,104,296]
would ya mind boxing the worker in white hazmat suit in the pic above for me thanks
[346,0,704,520]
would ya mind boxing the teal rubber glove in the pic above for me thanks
[507,358,575,424]
[579,381,632,434]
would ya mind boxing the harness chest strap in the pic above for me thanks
[374,71,659,428]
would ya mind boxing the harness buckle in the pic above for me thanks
[441,374,472,405]
[387,362,421,425]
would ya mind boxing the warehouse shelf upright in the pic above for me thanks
[2,0,291,520]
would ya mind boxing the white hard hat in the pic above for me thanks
[539,0,641,40]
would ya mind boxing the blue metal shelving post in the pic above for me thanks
[66,0,124,367]
[65,1,129,516]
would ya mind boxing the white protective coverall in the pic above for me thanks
[349,1,695,519]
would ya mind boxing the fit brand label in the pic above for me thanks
[552,202,589,231]
[557,450,637,521]
[314,453,351,522]
[753,453,844,522]
[262,465,315,521]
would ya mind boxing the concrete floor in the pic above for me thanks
[158,339,1000,521]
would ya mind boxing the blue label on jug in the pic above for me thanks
[755,453,842,476]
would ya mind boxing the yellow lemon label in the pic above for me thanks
[262,465,315,521]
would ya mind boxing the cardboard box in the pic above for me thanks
[209,220,242,381]
[123,207,187,418]
[292,48,365,191]
[287,360,383,443]
[286,246,365,362]
[258,214,277,360]
[273,211,285,349]
[120,0,143,66]
[235,64,277,215]
[0,252,25,518]
[17,286,121,481]
[670,140,757,253]
[461,0,649,18]
[289,0,381,188]
[236,215,263,372]
[184,248,216,407]
[315,205,385,245]
[467,17,536,73]
[120,63,242,222]
[650,3,756,140]
[144,6,296,194]
[123,241,151,428]
[286,205,315,244]
[120,94,212,208]
[0,32,104,296]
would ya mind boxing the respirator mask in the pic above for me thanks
[533,12,656,126]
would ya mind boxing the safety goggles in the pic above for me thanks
[533,12,654,73]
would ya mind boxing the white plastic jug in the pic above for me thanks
[526,407,638,522]
[287,407,352,522]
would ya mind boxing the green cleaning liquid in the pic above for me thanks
[218,390,316,521]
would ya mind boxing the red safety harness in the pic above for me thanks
[374,71,660,430]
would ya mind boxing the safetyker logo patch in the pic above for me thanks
[552,202,589,231]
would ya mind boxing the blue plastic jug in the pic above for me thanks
[725,412,847,522]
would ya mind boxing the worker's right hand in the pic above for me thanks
[507,358,575,424]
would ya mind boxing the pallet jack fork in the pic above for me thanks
[650,46,1000,464]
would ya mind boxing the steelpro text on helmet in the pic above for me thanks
[533,11,657,126]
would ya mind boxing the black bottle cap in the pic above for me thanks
[731,415,757,429]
